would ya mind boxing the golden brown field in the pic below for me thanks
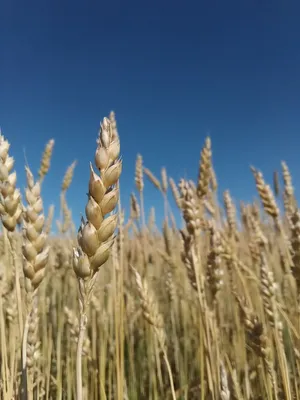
[0,112,299,400]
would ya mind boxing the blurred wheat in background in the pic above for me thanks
[1,111,300,400]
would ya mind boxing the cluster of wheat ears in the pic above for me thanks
[0,113,300,400]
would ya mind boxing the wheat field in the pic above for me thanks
[0,112,299,400]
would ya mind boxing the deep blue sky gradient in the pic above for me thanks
[1,0,300,229]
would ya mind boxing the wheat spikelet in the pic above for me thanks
[22,166,50,293]
[203,195,215,217]
[143,167,161,190]
[130,193,140,221]
[161,167,168,194]
[3,286,17,327]
[26,302,40,369]
[251,167,279,220]
[220,361,230,400]
[180,229,198,291]
[197,137,212,199]
[210,165,218,192]
[169,178,182,208]
[165,270,175,303]
[109,110,118,138]
[223,190,237,238]
[147,207,156,230]
[135,154,144,192]
[57,195,73,234]
[130,266,166,349]
[162,218,172,257]
[61,160,77,192]
[249,214,268,247]
[281,161,296,215]
[44,204,54,235]
[64,306,90,356]
[0,133,22,231]
[206,223,224,303]
[74,116,121,282]
[281,161,294,198]
[179,179,201,236]
[259,251,283,340]
[234,293,273,383]
[38,138,55,182]
[290,209,300,290]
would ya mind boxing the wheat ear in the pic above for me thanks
[197,137,212,199]
[130,265,176,400]
[73,115,121,400]
[0,133,24,339]
[38,139,55,183]
[21,165,49,398]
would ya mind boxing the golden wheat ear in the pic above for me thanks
[73,115,122,400]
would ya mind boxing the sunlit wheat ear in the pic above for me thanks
[22,166,49,293]
[180,229,198,291]
[206,223,224,304]
[203,193,215,218]
[64,306,90,356]
[57,195,73,234]
[143,167,161,191]
[163,218,172,257]
[130,265,166,346]
[220,361,230,400]
[44,204,55,235]
[290,209,300,290]
[169,177,182,209]
[179,179,201,237]
[251,166,279,221]
[109,110,118,138]
[234,293,273,383]
[130,193,140,221]
[197,137,212,199]
[135,154,144,193]
[281,161,296,214]
[259,250,283,340]
[161,167,168,194]
[61,160,77,192]
[38,138,55,183]
[26,302,40,369]
[210,165,218,192]
[223,190,237,238]
[130,265,177,399]
[73,116,121,283]
[0,133,22,231]
[165,269,175,303]
[147,207,156,231]
[73,115,122,400]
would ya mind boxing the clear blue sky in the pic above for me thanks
[1,0,300,229]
